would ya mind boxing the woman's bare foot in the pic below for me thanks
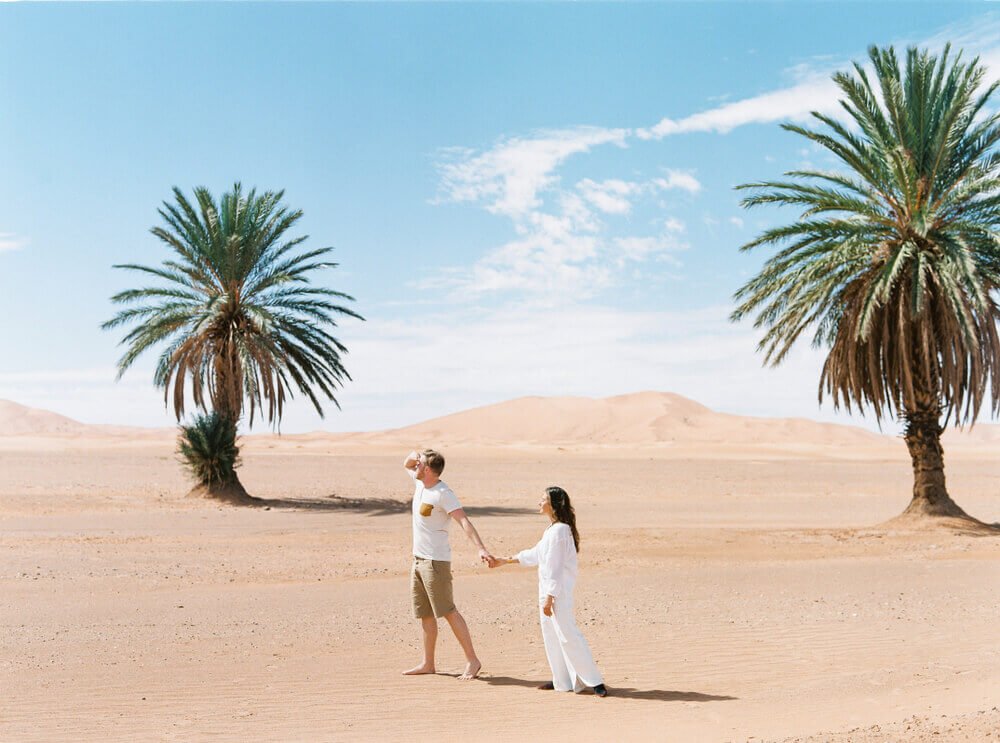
[402,663,436,675]
[458,659,481,680]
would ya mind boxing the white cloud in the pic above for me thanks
[653,170,703,193]
[613,236,685,265]
[637,72,842,139]
[577,173,701,216]
[0,233,26,253]
[458,232,609,297]
[577,178,641,215]
[437,126,629,219]
[920,17,1000,91]
[633,17,1000,144]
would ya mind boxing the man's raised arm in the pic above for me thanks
[403,450,419,472]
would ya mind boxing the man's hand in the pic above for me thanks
[543,596,555,617]
[479,549,497,568]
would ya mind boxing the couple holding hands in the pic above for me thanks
[402,449,608,698]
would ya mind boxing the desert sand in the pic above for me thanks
[1,393,998,742]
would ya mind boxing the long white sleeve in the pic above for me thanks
[540,526,573,597]
[516,542,541,567]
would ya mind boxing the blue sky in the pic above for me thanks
[2,3,998,433]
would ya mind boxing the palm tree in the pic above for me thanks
[104,183,363,500]
[731,45,1000,523]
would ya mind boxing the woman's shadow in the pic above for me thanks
[481,675,736,702]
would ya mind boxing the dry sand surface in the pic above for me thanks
[1,393,999,742]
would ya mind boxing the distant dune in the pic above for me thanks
[0,400,170,439]
[0,400,92,436]
[371,391,895,451]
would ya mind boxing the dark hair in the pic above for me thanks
[421,449,445,475]
[546,486,580,552]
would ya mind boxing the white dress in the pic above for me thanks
[517,522,604,692]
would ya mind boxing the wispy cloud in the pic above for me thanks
[635,15,1000,142]
[577,178,642,215]
[0,233,26,253]
[920,15,1000,89]
[576,170,700,215]
[437,126,629,219]
[637,72,842,139]
[654,170,703,193]
[613,234,686,265]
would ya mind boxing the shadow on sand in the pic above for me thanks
[480,675,737,702]
[876,513,1000,536]
[245,494,534,517]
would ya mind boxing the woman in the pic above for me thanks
[492,486,608,697]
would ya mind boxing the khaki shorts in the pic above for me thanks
[411,557,455,618]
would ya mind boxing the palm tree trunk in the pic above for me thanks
[901,407,968,518]
[191,477,254,504]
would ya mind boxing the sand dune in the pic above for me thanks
[0,399,172,441]
[375,391,895,451]
[0,399,92,436]
[942,421,1000,444]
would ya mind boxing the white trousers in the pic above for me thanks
[539,595,603,692]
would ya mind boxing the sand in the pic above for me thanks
[1,394,998,742]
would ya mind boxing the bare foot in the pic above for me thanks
[458,659,481,680]
[402,663,436,676]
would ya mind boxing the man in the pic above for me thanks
[402,448,495,681]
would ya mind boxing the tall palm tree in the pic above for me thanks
[731,45,1000,522]
[104,184,363,497]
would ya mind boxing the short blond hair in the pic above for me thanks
[421,449,445,475]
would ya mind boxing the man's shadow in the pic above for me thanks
[481,675,737,702]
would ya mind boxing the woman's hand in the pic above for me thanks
[542,595,555,616]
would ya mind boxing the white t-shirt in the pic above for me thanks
[411,472,462,561]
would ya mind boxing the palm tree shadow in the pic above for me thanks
[481,675,736,702]
[247,494,533,517]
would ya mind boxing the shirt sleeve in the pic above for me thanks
[540,525,573,597]
[516,541,541,567]
[439,487,462,514]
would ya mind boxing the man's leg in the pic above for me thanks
[442,610,481,680]
[403,558,438,675]
[402,616,438,675]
